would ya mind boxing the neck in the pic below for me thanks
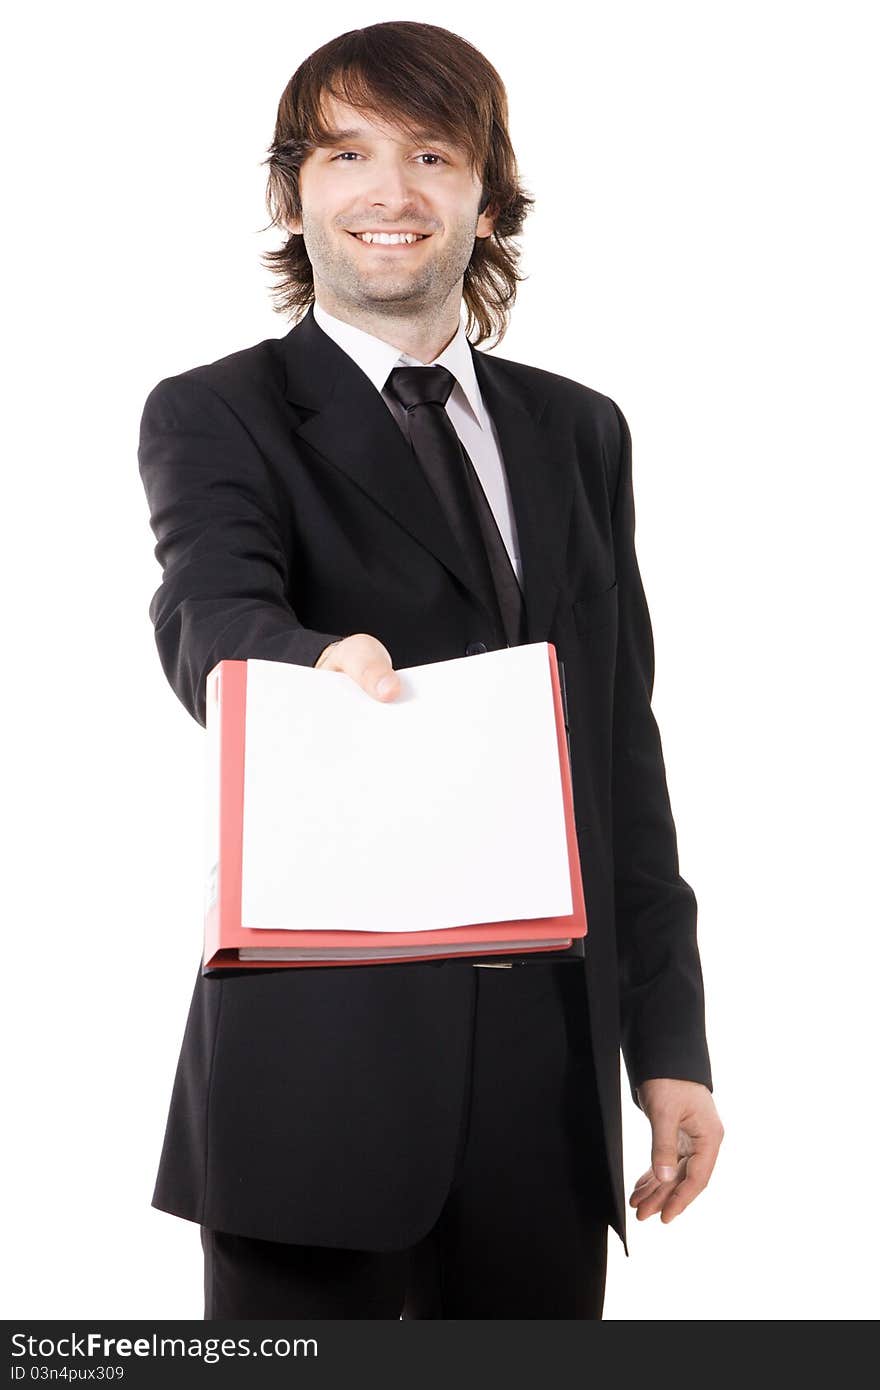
[313,286,462,364]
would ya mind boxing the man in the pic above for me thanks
[138,21,723,1319]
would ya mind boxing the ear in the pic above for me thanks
[476,204,497,239]
[476,186,497,239]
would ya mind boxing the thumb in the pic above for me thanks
[651,1118,680,1183]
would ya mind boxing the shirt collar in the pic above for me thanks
[312,300,485,430]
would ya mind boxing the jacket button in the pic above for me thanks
[465,641,488,656]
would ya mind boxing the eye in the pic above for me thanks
[330,152,448,165]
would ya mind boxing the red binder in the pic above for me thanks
[202,644,587,973]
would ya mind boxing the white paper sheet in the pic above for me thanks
[239,642,573,933]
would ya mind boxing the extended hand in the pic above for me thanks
[314,633,401,701]
[629,1078,724,1224]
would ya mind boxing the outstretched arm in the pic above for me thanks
[138,374,345,726]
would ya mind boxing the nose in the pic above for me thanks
[363,158,421,213]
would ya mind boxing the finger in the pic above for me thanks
[659,1146,720,1222]
[651,1118,682,1184]
[345,639,399,700]
[628,1170,659,1205]
[629,1182,659,1208]
[640,1146,714,1223]
[631,1167,678,1223]
[372,669,400,699]
[629,1149,686,1207]
[632,1160,687,1219]
[659,1178,700,1222]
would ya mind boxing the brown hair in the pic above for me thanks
[259,21,535,348]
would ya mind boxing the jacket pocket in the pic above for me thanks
[571,580,618,635]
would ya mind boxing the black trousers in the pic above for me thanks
[201,961,613,1319]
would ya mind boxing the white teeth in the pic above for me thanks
[354,231,426,245]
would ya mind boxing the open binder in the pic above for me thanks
[202,642,588,974]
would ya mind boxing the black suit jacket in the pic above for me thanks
[137,303,713,1256]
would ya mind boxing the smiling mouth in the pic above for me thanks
[347,231,432,248]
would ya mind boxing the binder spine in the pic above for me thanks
[557,658,572,771]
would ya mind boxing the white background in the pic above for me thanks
[4,0,877,1321]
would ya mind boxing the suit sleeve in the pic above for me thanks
[608,398,713,1110]
[138,374,345,727]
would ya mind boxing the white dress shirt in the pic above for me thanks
[312,300,524,587]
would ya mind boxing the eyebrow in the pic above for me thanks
[318,126,452,146]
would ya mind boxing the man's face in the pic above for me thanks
[288,94,495,315]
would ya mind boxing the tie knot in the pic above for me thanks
[385,364,456,412]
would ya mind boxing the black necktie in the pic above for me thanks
[385,365,527,649]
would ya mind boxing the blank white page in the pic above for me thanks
[239,642,572,933]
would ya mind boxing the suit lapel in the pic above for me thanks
[282,305,573,642]
[468,341,573,641]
